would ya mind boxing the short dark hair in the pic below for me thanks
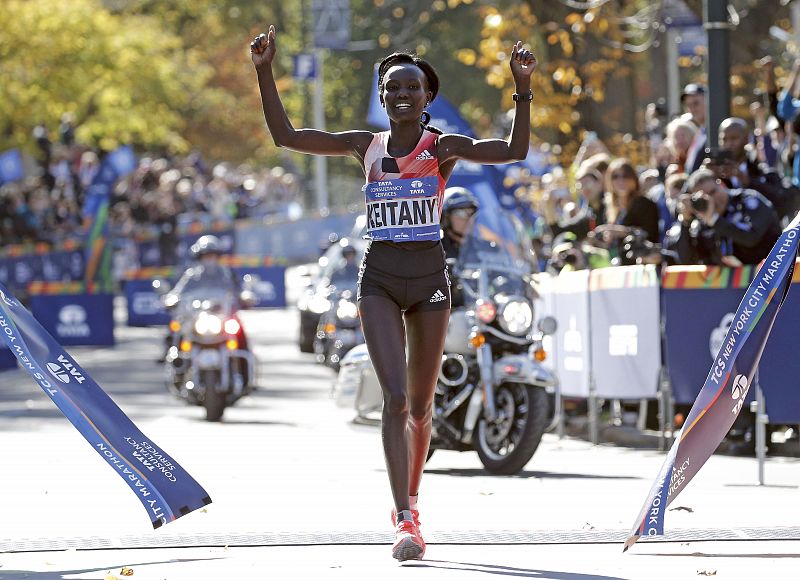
[377,52,440,103]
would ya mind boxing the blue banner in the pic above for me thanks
[0,344,16,371]
[0,149,24,184]
[625,214,800,550]
[125,280,171,327]
[234,266,287,308]
[0,283,211,527]
[29,293,115,346]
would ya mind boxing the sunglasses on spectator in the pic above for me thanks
[451,208,476,219]
[611,172,629,180]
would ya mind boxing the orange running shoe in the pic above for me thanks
[391,511,425,561]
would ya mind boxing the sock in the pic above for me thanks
[397,509,415,524]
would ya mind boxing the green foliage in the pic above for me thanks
[0,0,208,154]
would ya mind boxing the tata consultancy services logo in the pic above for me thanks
[56,305,90,338]
[46,362,71,383]
[411,180,423,189]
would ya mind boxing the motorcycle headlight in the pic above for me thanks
[498,299,533,336]
[336,300,358,320]
[194,312,223,335]
[309,294,332,314]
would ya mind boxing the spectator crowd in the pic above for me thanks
[516,56,800,274]
[0,115,305,262]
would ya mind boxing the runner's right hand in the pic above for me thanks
[251,25,276,69]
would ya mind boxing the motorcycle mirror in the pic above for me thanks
[537,316,558,336]
[152,279,171,295]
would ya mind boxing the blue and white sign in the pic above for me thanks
[125,280,171,327]
[30,293,115,346]
[235,266,287,308]
[364,176,441,242]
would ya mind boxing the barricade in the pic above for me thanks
[589,265,661,400]
[661,265,758,405]
[550,269,591,398]
[28,282,115,347]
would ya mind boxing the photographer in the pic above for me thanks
[676,169,780,266]
[710,117,800,222]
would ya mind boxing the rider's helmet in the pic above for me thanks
[190,235,224,259]
[441,187,479,232]
[339,238,357,258]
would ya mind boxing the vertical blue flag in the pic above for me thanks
[0,149,25,184]
[0,282,211,527]
[624,212,800,551]
[83,146,137,288]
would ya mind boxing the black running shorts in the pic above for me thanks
[357,240,451,313]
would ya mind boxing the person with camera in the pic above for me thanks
[709,117,800,222]
[670,169,780,266]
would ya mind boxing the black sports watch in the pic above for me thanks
[512,89,533,102]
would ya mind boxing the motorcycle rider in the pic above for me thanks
[164,234,249,351]
[441,187,480,261]
[441,187,480,309]
[329,239,360,285]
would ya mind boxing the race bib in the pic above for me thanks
[364,176,441,242]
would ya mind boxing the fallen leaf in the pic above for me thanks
[697,570,717,576]
[670,506,694,513]
[120,567,134,576]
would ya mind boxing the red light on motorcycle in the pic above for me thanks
[469,332,486,348]
[475,299,497,323]
[179,340,191,352]
[226,339,238,350]
[533,348,547,362]
[324,323,336,334]
[224,318,241,335]
[169,320,181,333]
[503,364,520,374]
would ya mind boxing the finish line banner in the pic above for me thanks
[0,283,211,528]
[624,213,800,551]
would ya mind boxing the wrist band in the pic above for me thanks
[512,89,533,102]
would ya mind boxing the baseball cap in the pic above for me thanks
[680,83,706,102]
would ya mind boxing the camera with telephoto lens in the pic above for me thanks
[690,192,709,213]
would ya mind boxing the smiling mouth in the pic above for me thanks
[394,103,412,110]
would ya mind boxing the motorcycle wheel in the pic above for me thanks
[202,369,226,422]
[475,383,548,475]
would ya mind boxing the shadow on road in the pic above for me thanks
[422,468,642,480]
[1,557,226,580]
[644,551,800,559]
[403,559,628,579]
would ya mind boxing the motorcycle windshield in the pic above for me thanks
[458,208,534,277]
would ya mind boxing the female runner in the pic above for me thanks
[251,25,536,561]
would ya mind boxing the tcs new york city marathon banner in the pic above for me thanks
[0,282,211,528]
[625,212,800,550]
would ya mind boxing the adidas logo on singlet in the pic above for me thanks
[429,289,447,303]
[415,150,434,161]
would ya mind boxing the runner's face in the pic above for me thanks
[382,65,430,123]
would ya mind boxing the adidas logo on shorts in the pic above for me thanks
[415,150,434,161]
[429,289,447,303]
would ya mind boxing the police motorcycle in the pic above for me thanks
[431,204,558,474]
[313,241,365,370]
[158,236,256,422]
[333,193,559,474]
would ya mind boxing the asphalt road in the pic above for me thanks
[0,304,799,579]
